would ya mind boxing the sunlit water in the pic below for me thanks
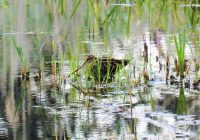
[0,0,200,140]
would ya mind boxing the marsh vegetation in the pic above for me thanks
[0,0,200,139]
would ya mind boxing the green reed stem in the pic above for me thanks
[70,0,81,18]
[126,0,133,38]
[174,33,186,81]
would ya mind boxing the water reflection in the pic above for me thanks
[1,0,200,140]
[176,83,187,115]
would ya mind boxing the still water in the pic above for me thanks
[0,0,200,140]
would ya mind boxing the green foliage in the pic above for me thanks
[12,37,26,65]
[126,3,132,38]
[96,59,102,84]
[67,43,79,81]
[174,33,186,80]
[185,6,200,29]
[11,37,29,77]
[70,0,81,18]
[150,95,155,112]
[198,33,200,52]
[58,0,66,15]
[0,0,9,8]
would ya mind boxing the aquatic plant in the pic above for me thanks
[194,33,200,74]
[67,43,79,81]
[115,64,124,87]
[69,0,134,46]
[58,53,67,86]
[149,95,155,112]
[96,59,102,84]
[185,1,200,29]
[174,33,186,81]
[153,0,169,31]
[12,37,29,79]
[35,55,44,81]
[32,38,44,80]
[0,0,8,8]
[114,61,131,87]
[198,32,200,52]
[51,40,57,77]
[126,0,133,38]
[58,0,66,15]
[70,0,81,18]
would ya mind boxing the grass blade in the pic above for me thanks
[70,0,81,18]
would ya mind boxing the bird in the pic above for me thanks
[68,55,129,83]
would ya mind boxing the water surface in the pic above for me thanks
[0,0,200,140]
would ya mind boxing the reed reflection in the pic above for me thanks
[176,83,187,115]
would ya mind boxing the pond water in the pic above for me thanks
[0,0,200,140]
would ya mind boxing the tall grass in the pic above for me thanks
[84,60,93,90]
[58,0,66,15]
[198,32,200,52]
[12,37,29,78]
[70,0,81,18]
[70,0,133,46]
[149,95,155,112]
[126,1,132,38]
[115,64,123,87]
[97,58,102,84]
[67,43,79,81]
[51,40,57,77]
[185,0,200,29]
[174,33,186,81]
[105,59,111,84]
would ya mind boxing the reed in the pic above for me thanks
[195,33,200,74]
[126,0,132,38]
[114,61,131,87]
[115,64,123,87]
[67,44,79,81]
[37,55,44,80]
[84,60,93,89]
[149,95,155,112]
[70,0,81,18]
[58,0,66,15]
[185,1,200,29]
[51,40,57,77]
[174,33,186,81]
[97,59,102,84]
[198,32,200,52]
[58,53,67,86]
[12,37,29,79]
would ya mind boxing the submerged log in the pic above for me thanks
[69,55,129,83]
